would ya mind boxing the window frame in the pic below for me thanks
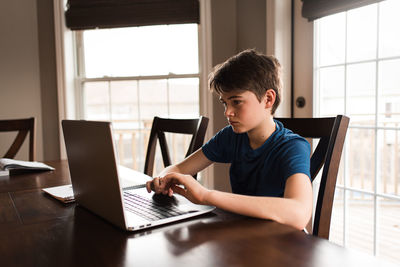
[313,1,400,262]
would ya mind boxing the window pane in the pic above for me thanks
[336,148,345,186]
[110,81,139,122]
[83,24,198,78]
[347,192,374,255]
[377,129,400,196]
[83,81,110,121]
[329,188,344,246]
[377,197,400,264]
[348,128,375,192]
[318,66,345,116]
[347,62,376,126]
[138,80,168,121]
[379,0,400,58]
[168,78,199,117]
[167,24,199,74]
[347,4,377,62]
[378,59,400,126]
[316,13,346,66]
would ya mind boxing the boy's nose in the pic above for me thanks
[224,106,234,117]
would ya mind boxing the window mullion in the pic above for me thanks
[137,80,143,170]
[75,31,86,119]
[343,10,348,248]
[373,2,381,257]
[167,78,170,116]
[82,73,199,83]
[108,81,112,121]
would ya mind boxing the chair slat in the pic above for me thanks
[157,131,172,168]
[0,117,36,161]
[144,116,209,178]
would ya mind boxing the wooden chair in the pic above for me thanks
[144,116,209,178]
[276,115,350,239]
[0,117,36,161]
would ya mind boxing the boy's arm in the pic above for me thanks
[157,148,213,177]
[204,173,312,230]
[151,172,312,230]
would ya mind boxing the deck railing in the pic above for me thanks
[343,120,400,197]
[112,119,191,175]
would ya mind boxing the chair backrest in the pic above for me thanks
[0,117,36,161]
[144,116,209,178]
[276,115,349,239]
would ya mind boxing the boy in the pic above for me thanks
[146,49,312,230]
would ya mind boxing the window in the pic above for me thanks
[75,24,200,174]
[314,0,400,264]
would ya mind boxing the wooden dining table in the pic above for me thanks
[0,160,396,267]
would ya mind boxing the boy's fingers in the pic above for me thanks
[171,184,186,197]
[168,188,174,197]
[155,177,164,193]
[146,181,151,192]
[147,173,187,195]
[146,177,162,193]
[146,180,156,192]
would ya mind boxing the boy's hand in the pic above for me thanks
[146,172,209,205]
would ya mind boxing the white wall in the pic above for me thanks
[0,0,44,160]
[293,0,313,118]
[37,0,60,160]
[266,0,292,118]
[0,0,60,161]
[210,0,267,192]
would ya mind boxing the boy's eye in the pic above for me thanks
[233,100,242,105]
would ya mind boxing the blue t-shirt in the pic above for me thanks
[202,120,310,197]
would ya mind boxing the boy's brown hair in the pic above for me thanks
[208,49,282,115]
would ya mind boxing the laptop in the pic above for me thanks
[62,120,215,231]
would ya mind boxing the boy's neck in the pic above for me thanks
[247,116,276,150]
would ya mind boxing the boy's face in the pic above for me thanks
[219,90,271,134]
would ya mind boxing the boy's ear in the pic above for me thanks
[264,89,276,109]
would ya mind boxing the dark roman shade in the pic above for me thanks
[302,0,384,21]
[65,0,200,30]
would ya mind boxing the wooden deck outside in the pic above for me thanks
[330,199,400,265]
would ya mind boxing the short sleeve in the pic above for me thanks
[278,138,311,181]
[202,126,235,163]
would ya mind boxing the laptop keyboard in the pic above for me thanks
[123,191,186,221]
